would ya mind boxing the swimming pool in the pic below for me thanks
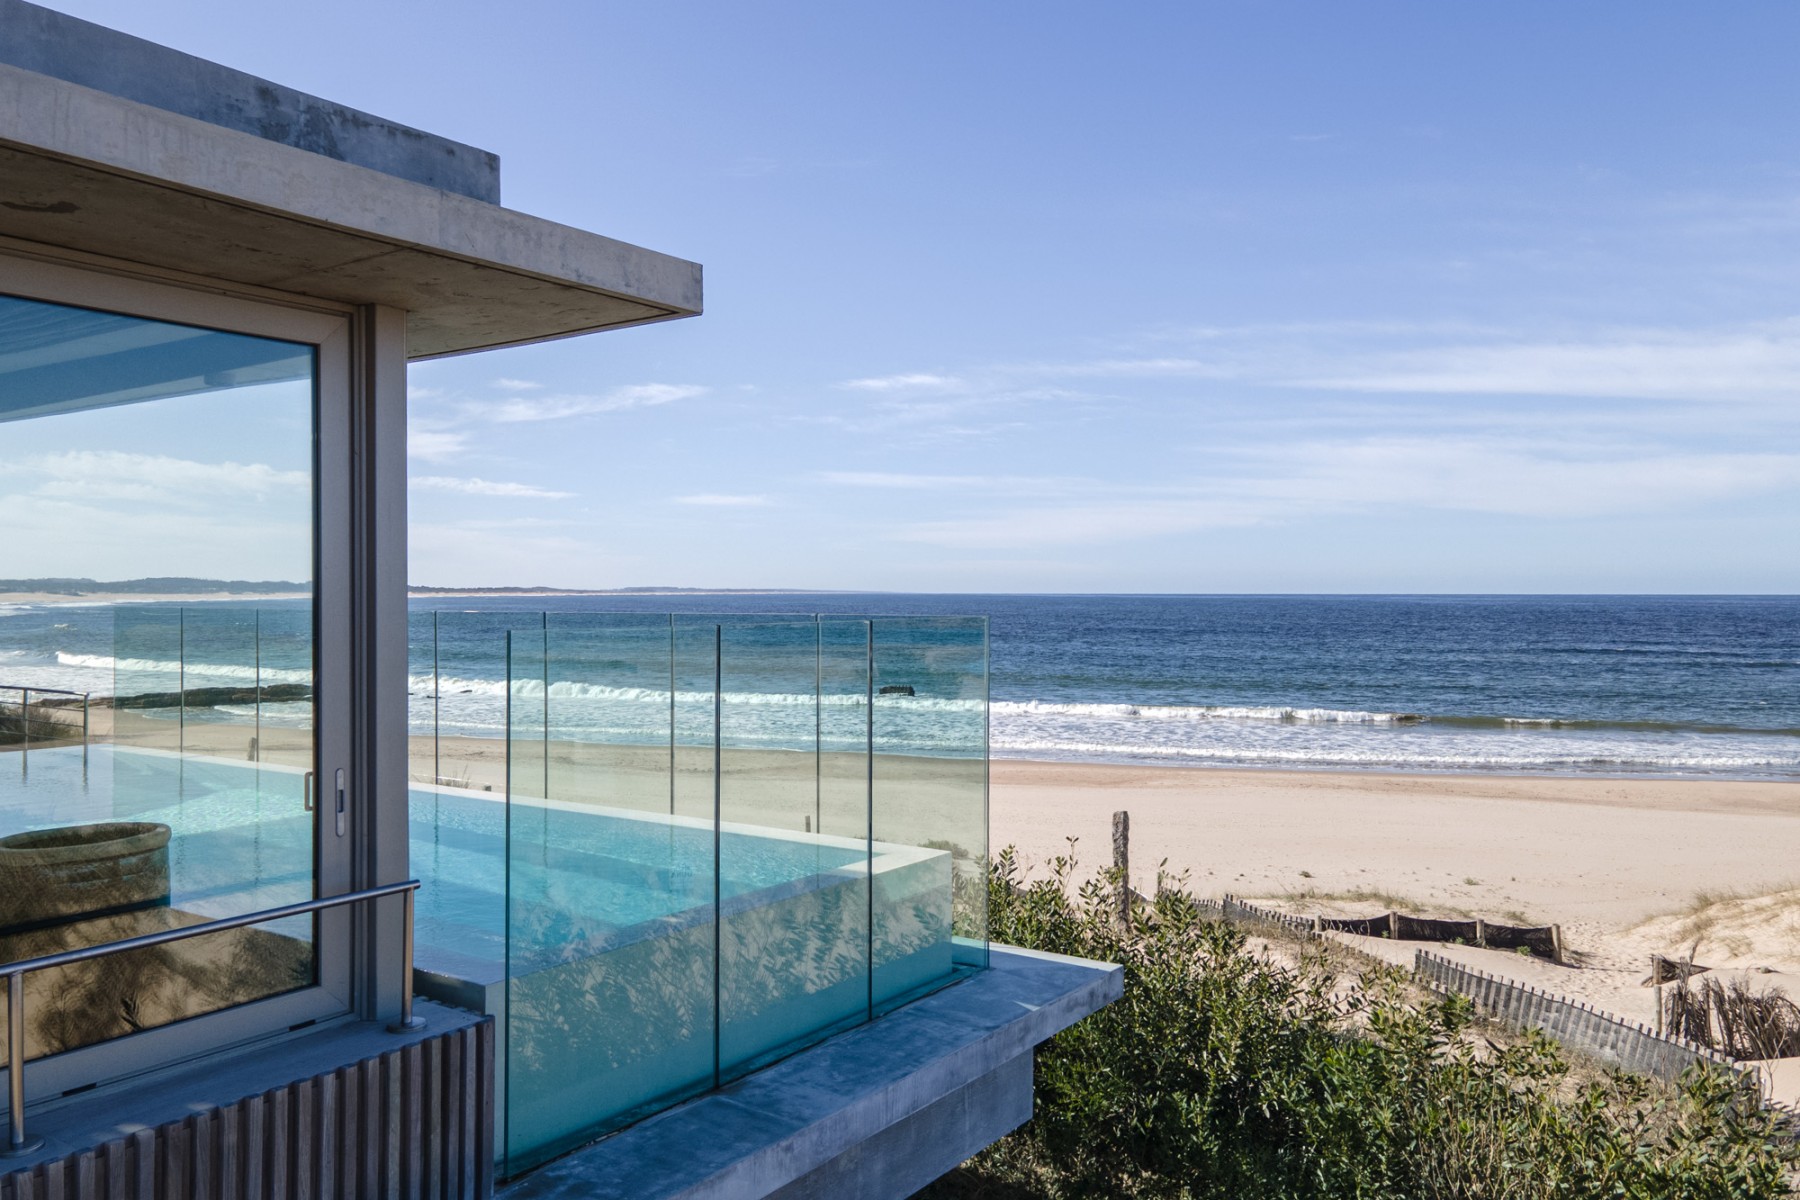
[0,744,961,1170]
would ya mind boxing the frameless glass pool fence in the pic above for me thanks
[491,612,989,1177]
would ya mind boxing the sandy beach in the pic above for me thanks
[989,758,1800,1024]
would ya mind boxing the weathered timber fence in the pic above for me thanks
[1413,950,1738,1083]
[1209,902,1756,1089]
[1312,912,1562,961]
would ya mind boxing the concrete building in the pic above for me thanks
[0,4,1118,1197]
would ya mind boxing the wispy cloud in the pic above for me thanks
[482,383,706,423]
[839,373,965,392]
[494,378,543,392]
[28,451,307,504]
[411,476,574,499]
[817,471,1086,494]
[407,426,471,463]
[1294,320,1800,401]
[887,439,1800,549]
[674,493,773,507]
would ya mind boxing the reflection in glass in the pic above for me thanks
[0,291,316,1063]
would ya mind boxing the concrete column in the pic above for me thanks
[350,304,410,1024]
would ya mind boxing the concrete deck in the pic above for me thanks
[500,945,1123,1200]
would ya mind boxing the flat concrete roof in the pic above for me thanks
[0,53,700,358]
[0,0,500,203]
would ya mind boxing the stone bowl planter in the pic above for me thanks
[0,821,171,935]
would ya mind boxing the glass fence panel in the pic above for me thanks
[111,607,183,753]
[717,617,869,1078]
[246,603,315,775]
[870,616,990,1010]
[818,619,873,844]
[502,614,711,1176]
[544,613,675,813]
[408,610,543,1174]
[408,610,439,787]
[670,618,721,822]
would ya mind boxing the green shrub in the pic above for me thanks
[918,847,1797,1200]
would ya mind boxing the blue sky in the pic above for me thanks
[42,1,1800,592]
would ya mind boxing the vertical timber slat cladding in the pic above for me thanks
[402,1041,424,1199]
[382,1048,402,1200]
[358,1059,380,1200]
[130,1128,155,1198]
[268,1086,291,1200]
[0,1021,492,1199]
[442,1024,462,1198]
[474,1021,494,1200]
[294,1076,316,1200]
[241,1095,264,1200]
[423,1036,442,1200]
[219,1097,240,1200]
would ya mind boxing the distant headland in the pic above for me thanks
[0,578,823,602]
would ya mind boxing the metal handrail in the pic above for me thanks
[2,878,424,1157]
[0,685,88,700]
[0,684,91,759]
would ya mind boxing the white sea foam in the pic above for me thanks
[410,674,981,711]
[990,700,1414,724]
[57,652,313,686]
[989,736,1800,772]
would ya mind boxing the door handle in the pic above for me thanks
[303,771,315,812]
[335,768,347,837]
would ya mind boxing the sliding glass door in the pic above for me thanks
[0,258,355,1098]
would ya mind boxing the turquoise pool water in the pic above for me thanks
[0,745,869,969]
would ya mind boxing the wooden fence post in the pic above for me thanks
[1551,924,1564,965]
[1473,918,1485,947]
[1112,810,1130,927]
[1387,912,1400,941]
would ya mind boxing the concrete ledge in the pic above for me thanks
[1,1001,493,1198]
[0,63,701,357]
[0,0,501,202]
[500,946,1123,1200]
[2,1001,484,1171]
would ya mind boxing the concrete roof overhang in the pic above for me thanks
[0,62,702,359]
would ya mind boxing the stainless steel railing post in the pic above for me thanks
[388,886,426,1033]
[3,972,43,1157]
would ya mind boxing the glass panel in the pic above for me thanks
[0,290,316,1063]
[871,616,990,1010]
[110,608,183,754]
[501,613,706,1175]
[718,617,870,1078]
[408,610,440,788]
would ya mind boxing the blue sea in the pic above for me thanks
[4,594,1798,779]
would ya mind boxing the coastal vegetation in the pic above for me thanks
[918,847,1799,1200]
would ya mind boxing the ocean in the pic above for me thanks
[3,594,1797,780]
